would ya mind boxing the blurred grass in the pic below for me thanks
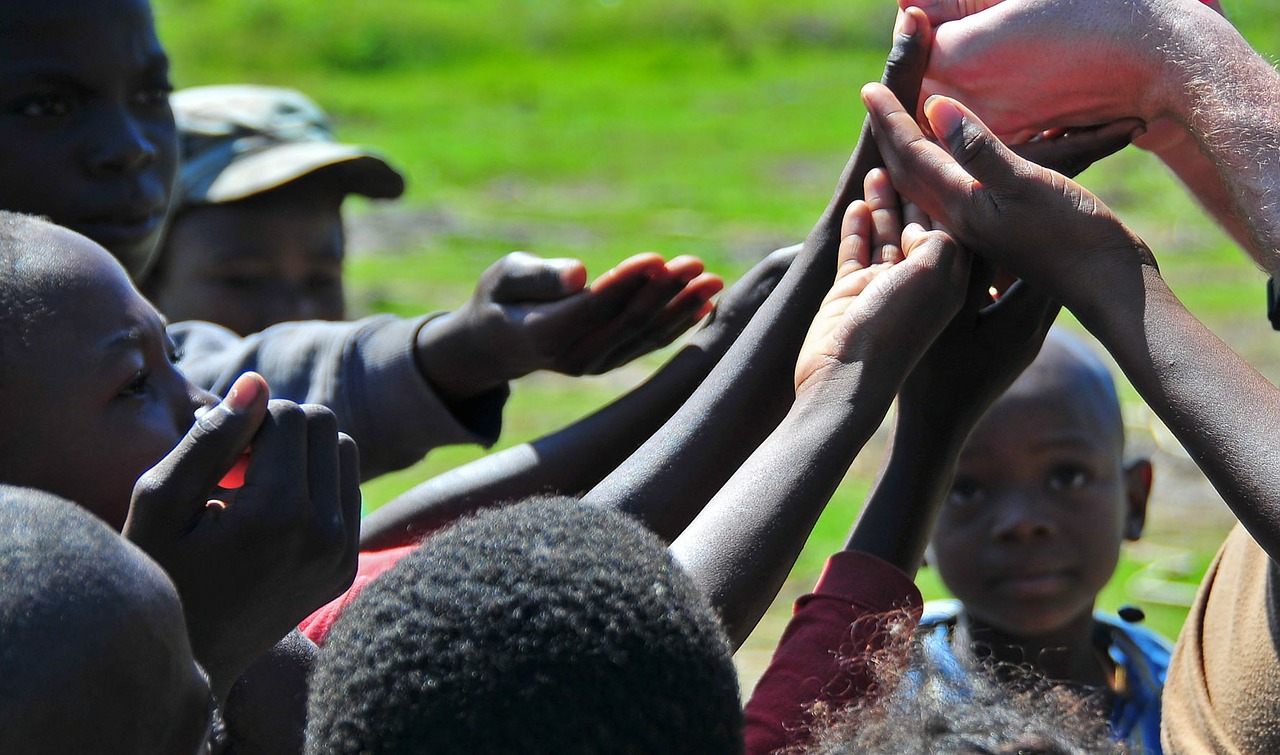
[154,0,1280,676]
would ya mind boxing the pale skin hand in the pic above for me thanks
[866,79,1280,564]
[901,0,1280,271]
[413,251,722,403]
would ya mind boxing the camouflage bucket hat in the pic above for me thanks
[173,85,406,205]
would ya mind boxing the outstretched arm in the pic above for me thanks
[358,247,794,549]
[671,175,971,648]
[583,8,936,542]
[867,83,1280,561]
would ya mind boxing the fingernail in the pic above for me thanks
[225,372,263,413]
[924,96,966,147]
[895,9,917,37]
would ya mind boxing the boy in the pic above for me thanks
[0,211,359,720]
[920,330,1168,752]
[0,0,722,481]
[0,485,216,755]
[148,84,406,335]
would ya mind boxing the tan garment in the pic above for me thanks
[1162,525,1280,753]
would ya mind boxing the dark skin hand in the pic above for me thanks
[360,246,796,549]
[414,251,722,404]
[124,372,361,703]
[672,175,972,648]
[583,7,937,541]
[840,176,1059,574]
[866,84,1280,564]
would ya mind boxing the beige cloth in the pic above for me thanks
[1162,524,1280,753]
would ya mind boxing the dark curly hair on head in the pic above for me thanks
[799,614,1126,755]
[306,495,743,755]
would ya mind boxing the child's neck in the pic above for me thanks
[958,608,1113,692]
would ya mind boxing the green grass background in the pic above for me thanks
[153,0,1280,681]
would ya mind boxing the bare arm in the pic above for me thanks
[583,9,936,542]
[358,248,794,549]
[867,83,1280,560]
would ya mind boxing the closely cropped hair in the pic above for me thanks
[0,211,58,374]
[307,496,743,755]
[801,618,1125,755]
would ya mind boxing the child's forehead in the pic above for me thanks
[0,0,160,63]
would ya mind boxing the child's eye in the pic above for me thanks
[10,94,76,118]
[119,369,151,398]
[946,477,985,508]
[1047,465,1090,492]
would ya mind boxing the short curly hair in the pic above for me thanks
[307,496,743,754]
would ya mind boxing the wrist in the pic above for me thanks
[414,314,506,403]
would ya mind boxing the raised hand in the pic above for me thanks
[795,168,971,399]
[413,251,723,402]
[123,372,361,701]
[862,84,1155,326]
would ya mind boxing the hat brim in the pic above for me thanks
[200,142,406,203]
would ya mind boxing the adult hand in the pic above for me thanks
[415,251,723,401]
[863,83,1155,324]
[899,0,1228,142]
[124,372,361,701]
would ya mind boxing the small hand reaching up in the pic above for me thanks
[795,167,971,399]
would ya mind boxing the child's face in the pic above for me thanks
[154,186,345,335]
[0,224,217,530]
[930,356,1149,639]
[0,0,177,279]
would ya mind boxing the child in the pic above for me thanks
[919,329,1168,752]
[0,211,359,735]
[0,485,217,755]
[863,78,1280,755]
[148,84,407,335]
[308,497,743,754]
[0,0,722,482]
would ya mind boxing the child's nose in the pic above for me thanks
[991,491,1055,543]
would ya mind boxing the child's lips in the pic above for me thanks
[75,209,165,243]
[991,567,1076,599]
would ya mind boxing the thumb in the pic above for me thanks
[485,251,588,303]
[923,95,1025,191]
[125,372,269,535]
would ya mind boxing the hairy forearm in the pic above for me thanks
[1086,264,1280,559]
[1153,10,1280,273]
[670,380,895,649]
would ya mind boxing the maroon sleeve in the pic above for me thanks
[743,551,923,755]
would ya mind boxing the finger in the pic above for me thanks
[862,83,976,224]
[838,200,873,275]
[639,272,725,344]
[486,251,590,303]
[899,0,1005,25]
[1011,119,1144,178]
[581,253,667,320]
[238,400,310,521]
[337,433,362,579]
[303,404,341,542]
[125,372,269,534]
[865,168,905,264]
[845,7,933,192]
[902,198,931,231]
[922,94,1029,194]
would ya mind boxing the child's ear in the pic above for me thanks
[1122,458,1153,541]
